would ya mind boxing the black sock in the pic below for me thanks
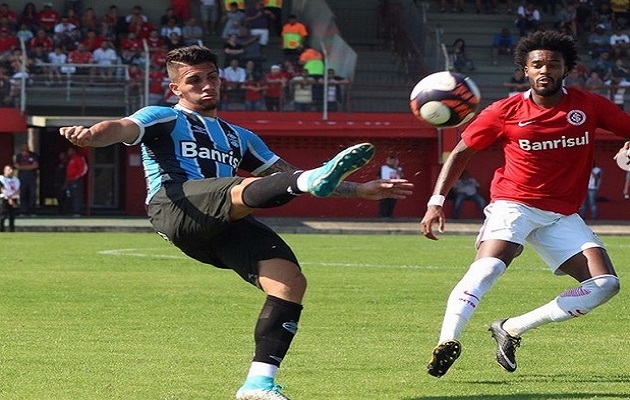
[253,295,303,366]
[241,171,304,208]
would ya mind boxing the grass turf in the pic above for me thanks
[0,232,628,399]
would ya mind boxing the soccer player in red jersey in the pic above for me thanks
[421,30,624,378]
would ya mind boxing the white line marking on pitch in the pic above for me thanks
[98,249,548,271]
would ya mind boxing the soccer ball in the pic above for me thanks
[409,71,481,128]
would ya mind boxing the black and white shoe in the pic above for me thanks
[489,319,521,372]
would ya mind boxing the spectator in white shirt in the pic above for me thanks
[90,40,118,80]
[222,58,247,84]
[47,46,67,84]
[160,17,182,40]
[609,27,630,59]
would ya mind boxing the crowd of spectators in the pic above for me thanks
[0,1,349,112]
[526,0,630,109]
[0,2,204,106]
[471,0,630,110]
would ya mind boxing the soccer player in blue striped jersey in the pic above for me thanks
[59,45,413,400]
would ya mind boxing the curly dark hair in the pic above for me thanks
[514,30,578,71]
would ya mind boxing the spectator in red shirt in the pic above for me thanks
[128,14,154,40]
[119,31,141,53]
[242,73,267,111]
[67,43,93,75]
[126,63,143,95]
[29,29,54,53]
[0,3,17,31]
[81,29,104,52]
[63,146,88,216]
[148,64,166,105]
[150,44,169,67]
[170,0,191,22]
[264,64,287,111]
[0,27,17,56]
[37,2,59,32]
[146,29,164,52]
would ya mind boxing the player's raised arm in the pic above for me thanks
[59,118,140,148]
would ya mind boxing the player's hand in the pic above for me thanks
[420,205,445,240]
[356,179,414,200]
[59,126,93,147]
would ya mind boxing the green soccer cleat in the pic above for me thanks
[427,339,461,378]
[306,142,375,197]
[489,318,521,372]
[236,376,291,400]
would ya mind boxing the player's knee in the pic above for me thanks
[467,257,506,285]
[583,274,620,306]
[557,275,620,318]
[289,271,308,293]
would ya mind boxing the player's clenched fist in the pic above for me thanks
[59,125,93,147]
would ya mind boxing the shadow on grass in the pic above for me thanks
[404,395,630,400]
[403,373,630,400]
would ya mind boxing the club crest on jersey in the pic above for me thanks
[567,110,586,126]
[226,131,240,148]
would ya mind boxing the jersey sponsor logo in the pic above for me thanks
[517,120,536,127]
[518,131,589,151]
[180,141,240,168]
[567,109,586,126]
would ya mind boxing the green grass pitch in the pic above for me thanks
[0,232,628,399]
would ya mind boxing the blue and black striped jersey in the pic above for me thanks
[126,104,279,203]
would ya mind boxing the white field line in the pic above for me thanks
[98,248,549,271]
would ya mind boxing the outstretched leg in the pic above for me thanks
[231,143,375,220]
[490,247,619,373]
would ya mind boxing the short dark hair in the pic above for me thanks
[514,30,578,71]
[165,45,219,79]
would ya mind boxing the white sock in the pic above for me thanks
[503,275,620,337]
[438,257,506,342]
[295,169,311,192]
[246,362,278,379]
[502,303,556,337]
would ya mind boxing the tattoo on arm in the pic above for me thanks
[332,182,358,197]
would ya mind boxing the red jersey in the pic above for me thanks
[0,9,17,23]
[120,37,142,53]
[0,34,17,52]
[81,35,104,52]
[29,35,54,52]
[149,70,166,95]
[67,49,93,64]
[66,153,88,182]
[146,36,164,51]
[264,71,287,98]
[243,80,266,101]
[150,51,167,67]
[37,9,59,30]
[462,87,630,215]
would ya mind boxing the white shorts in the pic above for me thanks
[250,28,269,46]
[476,200,605,274]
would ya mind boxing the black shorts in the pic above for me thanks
[147,179,299,287]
